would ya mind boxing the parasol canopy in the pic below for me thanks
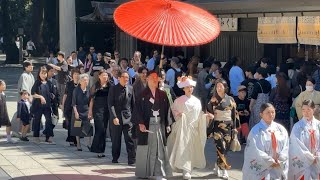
[113,0,220,46]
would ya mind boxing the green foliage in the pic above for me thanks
[3,0,33,38]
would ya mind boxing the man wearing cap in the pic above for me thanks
[234,85,250,144]
[48,51,69,106]
[167,76,206,179]
[70,51,83,68]
[135,70,172,179]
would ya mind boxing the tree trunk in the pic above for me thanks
[31,0,45,56]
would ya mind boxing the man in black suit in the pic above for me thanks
[108,70,136,165]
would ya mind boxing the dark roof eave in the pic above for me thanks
[192,0,320,15]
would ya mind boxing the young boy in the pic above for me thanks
[241,66,257,101]
[234,85,250,144]
[0,80,16,143]
[16,90,31,141]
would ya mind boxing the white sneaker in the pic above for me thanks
[183,171,191,179]
[6,139,17,144]
[213,163,221,177]
[221,169,229,179]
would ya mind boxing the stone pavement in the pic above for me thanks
[0,65,244,180]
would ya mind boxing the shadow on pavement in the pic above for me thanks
[12,174,136,180]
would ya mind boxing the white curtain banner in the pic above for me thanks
[298,16,320,45]
[257,17,297,44]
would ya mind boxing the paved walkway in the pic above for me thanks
[0,63,244,180]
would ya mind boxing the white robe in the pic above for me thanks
[242,120,289,180]
[289,117,320,180]
[167,95,207,172]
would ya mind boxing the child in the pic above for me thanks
[0,80,16,143]
[17,90,31,141]
[234,85,250,144]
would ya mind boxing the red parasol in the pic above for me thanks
[113,0,220,47]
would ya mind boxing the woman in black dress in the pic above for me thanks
[31,66,55,144]
[89,69,110,158]
[71,73,92,151]
[62,68,80,146]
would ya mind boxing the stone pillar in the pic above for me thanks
[119,32,137,59]
[59,0,76,57]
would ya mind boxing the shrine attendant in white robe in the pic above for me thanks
[289,99,320,180]
[242,103,289,180]
[167,76,207,180]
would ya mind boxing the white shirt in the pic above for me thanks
[112,76,119,85]
[71,58,82,67]
[26,41,35,50]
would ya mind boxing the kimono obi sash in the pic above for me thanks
[149,117,160,125]
[214,109,232,121]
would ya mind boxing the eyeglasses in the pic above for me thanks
[114,53,119,56]
[90,49,94,51]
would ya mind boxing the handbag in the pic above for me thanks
[230,103,241,152]
[74,119,82,128]
[230,129,241,152]
[62,119,68,129]
[81,120,93,136]
[51,113,59,126]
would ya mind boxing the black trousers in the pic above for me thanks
[91,115,107,153]
[33,107,53,139]
[109,121,136,163]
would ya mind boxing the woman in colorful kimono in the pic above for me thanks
[242,103,289,180]
[249,67,271,129]
[289,99,320,180]
[207,78,238,179]
[167,76,207,180]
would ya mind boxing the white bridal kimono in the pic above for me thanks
[167,95,207,173]
[289,117,320,180]
[242,120,289,180]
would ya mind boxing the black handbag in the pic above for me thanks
[81,120,93,136]
[62,119,68,129]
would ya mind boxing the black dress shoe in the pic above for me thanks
[112,160,119,163]
[128,163,135,166]
[97,154,106,158]
[77,148,83,151]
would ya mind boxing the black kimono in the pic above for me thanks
[135,88,170,145]
[135,87,172,178]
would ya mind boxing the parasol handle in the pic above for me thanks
[159,45,165,69]
[161,45,164,55]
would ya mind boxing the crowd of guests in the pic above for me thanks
[2,47,320,180]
